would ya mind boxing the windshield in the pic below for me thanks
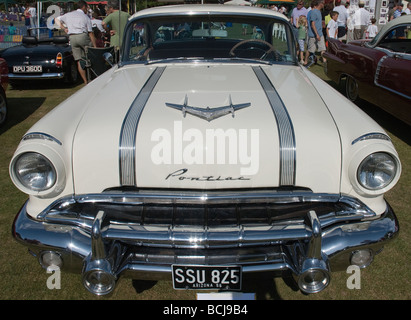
[122,14,296,64]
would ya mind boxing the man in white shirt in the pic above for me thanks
[353,1,370,40]
[55,0,97,84]
[333,0,348,39]
[28,4,37,28]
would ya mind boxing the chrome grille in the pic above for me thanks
[94,201,337,226]
[41,190,375,249]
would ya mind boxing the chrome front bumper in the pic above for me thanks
[12,191,399,295]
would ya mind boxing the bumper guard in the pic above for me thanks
[12,193,399,295]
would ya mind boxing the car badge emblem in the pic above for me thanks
[165,95,251,122]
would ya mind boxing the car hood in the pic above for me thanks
[71,64,342,194]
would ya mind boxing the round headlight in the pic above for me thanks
[14,152,56,192]
[357,152,397,190]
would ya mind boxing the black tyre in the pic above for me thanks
[345,75,359,102]
[65,61,79,84]
[0,88,7,127]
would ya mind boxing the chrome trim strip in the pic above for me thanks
[8,73,65,80]
[119,67,166,186]
[374,55,411,100]
[351,132,391,145]
[142,58,273,66]
[374,55,387,85]
[120,263,290,278]
[37,191,376,223]
[104,221,312,248]
[252,66,296,186]
[22,132,63,145]
[41,191,343,209]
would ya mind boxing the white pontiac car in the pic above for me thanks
[10,5,400,296]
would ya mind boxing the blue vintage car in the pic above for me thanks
[0,28,78,87]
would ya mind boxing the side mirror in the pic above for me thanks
[103,52,114,67]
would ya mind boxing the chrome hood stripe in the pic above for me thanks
[252,66,296,186]
[119,66,166,186]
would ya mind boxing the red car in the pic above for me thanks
[324,14,411,126]
[0,57,8,127]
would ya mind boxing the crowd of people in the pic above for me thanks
[288,0,411,68]
[0,3,38,28]
[53,0,129,84]
[1,1,129,46]
[2,0,410,73]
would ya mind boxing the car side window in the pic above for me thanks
[271,22,293,61]
[379,24,411,54]
[129,23,147,59]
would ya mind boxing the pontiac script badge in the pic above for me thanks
[166,95,251,122]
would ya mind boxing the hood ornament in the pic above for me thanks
[166,95,251,122]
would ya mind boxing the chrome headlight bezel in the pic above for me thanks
[13,152,57,192]
[357,152,397,191]
[10,144,66,198]
[349,144,401,197]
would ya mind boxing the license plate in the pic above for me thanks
[172,265,242,290]
[13,65,42,73]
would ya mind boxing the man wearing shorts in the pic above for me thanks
[307,0,326,67]
[55,0,97,84]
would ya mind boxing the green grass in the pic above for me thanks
[0,65,409,300]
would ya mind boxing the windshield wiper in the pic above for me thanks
[146,57,205,65]
[216,57,272,65]
[145,56,274,65]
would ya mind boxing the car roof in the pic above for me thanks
[369,14,411,46]
[130,4,289,21]
[378,14,411,35]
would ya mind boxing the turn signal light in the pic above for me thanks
[56,53,63,68]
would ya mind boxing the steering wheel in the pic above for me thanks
[229,39,275,59]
